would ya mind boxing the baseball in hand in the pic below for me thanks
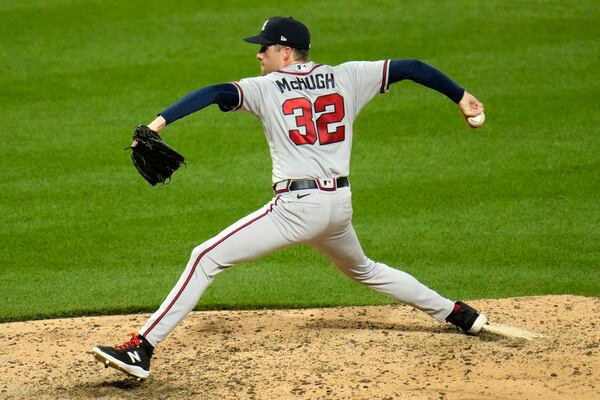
[467,112,485,128]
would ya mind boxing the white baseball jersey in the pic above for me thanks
[232,60,391,183]
[138,59,455,348]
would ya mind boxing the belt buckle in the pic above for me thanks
[316,178,336,191]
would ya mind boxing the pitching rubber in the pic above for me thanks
[481,322,545,340]
[92,347,150,379]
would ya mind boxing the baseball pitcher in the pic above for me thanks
[93,16,487,380]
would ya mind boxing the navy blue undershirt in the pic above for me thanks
[159,59,464,125]
[159,83,239,124]
[388,59,464,103]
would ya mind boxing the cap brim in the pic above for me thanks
[243,35,273,45]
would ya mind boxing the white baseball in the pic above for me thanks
[467,112,485,127]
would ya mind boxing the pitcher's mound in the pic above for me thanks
[1,295,598,399]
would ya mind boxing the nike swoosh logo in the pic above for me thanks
[296,193,311,199]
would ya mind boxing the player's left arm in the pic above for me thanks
[388,59,484,121]
[146,83,241,134]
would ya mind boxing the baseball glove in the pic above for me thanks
[128,125,185,186]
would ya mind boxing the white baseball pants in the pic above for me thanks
[140,187,454,346]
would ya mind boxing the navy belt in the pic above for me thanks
[273,177,349,193]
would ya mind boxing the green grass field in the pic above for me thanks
[1,0,598,322]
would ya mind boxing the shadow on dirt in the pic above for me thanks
[302,317,522,345]
[67,378,185,399]
[302,318,443,333]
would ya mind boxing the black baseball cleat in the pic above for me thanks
[446,301,487,335]
[92,333,154,379]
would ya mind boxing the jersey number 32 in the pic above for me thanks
[282,93,345,146]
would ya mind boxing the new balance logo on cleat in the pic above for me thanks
[92,333,154,379]
[127,351,142,363]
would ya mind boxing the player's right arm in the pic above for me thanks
[146,83,241,133]
[388,59,484,119]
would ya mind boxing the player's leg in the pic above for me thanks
[137,190,339,347]
[139,196,293,346]
[310,224,455,321]
[308,188,485,333]
[92,196,294,378]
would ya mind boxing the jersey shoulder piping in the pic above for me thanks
[231,81,244,111]
[380,59,390,94]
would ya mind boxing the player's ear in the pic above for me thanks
[282,46,294,61]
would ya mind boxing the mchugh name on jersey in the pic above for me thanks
[275,73,335,93]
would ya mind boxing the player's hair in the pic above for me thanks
[274,44,309,62]
[292,47,309,62]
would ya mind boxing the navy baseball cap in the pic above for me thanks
[244,16,311,50]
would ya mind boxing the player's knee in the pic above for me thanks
[190,243,207,260]
[189,243,223,278]
[345,258,379,282]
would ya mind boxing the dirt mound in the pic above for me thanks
[0,295,598,399]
